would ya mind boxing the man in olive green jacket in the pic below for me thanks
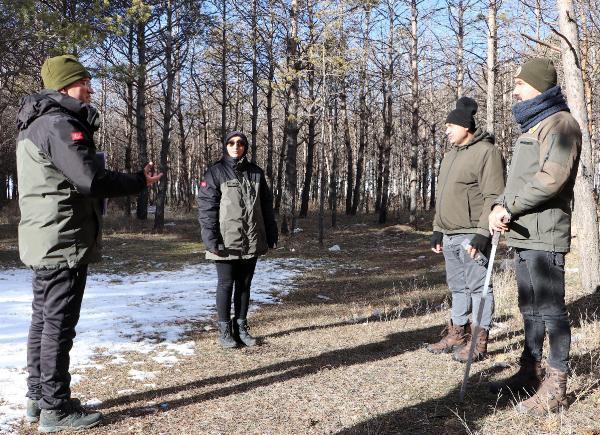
[428,97,505,363]
[489,58,581,416]
[17,55,162,431]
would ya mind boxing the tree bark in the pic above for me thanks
[282,0,300,235]
[557,0,600,294]
[351,5,371,215]
[409,0,419,226]
[486,0,497,134]
[154,0,176,232]
[135,15,149,220]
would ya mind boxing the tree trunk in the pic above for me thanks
[154,0,176,232]
[282,0,300,235]
[342,83,353,215]
[220,0,227,141]
[409,0,419,226]
[557,0,600,294]
[250,0,258,162]
[351,5,371,215]
[486,0,497,134]
[378,8,395,224]
[135,16,149,220]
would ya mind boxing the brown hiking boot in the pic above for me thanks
[516,366,569,416]
[453,327,488,363]
[488,360,544,395]
[427,321,468,354]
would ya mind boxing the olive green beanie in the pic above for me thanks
[515,58,557,93]
[41,55,91,91]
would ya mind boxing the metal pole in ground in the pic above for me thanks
[458,230,501,401]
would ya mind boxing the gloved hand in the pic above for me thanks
[467,234,490,254]
[209,247,227,257]
[431,231,443,253]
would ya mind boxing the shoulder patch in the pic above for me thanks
[71,131,84,141]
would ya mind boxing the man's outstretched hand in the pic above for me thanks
[144,162,163,186]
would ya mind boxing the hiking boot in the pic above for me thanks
[26,398,40,423]
[453,327,488,363]
[488,360,544,395]
[427,321,468,354]
[27,398,81,423]
[516,366,569,416]
[217,321,237,348]
[234,318,257,347]
[38,400,102,432]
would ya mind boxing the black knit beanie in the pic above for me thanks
[445,97,478,131]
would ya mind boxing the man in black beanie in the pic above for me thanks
[427,97,505,364]
[488,58,581,415]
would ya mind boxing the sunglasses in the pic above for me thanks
[227,139,245,146]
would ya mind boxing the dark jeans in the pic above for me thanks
[26,265,88,409]
[215,258,257,322]
[515,249,570,373]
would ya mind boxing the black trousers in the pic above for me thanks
[515,249,570,373]
[215,258,257,322]
[26,265,88,410]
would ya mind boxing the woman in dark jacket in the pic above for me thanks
[198,131,278,348]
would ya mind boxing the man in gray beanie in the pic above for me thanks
[427,97,505,364]
[489,58,581,415]
[17,55,162,431]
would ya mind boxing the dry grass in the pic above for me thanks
[2,206,598,435]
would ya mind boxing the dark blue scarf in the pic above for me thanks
[512,85,569,132]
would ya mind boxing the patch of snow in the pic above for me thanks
[84,398,102,407]
[128,369,157,381]
[152,353,178,365]
[0,258,313,431]
[108,355,127,365]
[316,294,331,301]
[164,222,176,227]
[292,227,303,233]
[328,245,341,252]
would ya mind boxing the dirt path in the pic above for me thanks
[11,213,600,434]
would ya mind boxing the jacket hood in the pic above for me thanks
[17,90,99,132]
[222,131,249,159]
[460,128,495,149]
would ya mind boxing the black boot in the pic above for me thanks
[217,321,237,348]
[38,400,102,432]
[234,318,257,347]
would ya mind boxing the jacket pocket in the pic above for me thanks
[467,187,484,226]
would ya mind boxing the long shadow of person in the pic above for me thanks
[98,323,446,424]
[334,351,598,435]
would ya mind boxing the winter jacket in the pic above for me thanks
[197,147,278,261]
[496,111,581,252]
[16,90,146,269]
[433,129,506,237]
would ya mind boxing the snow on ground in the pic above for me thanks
[0,258,311,433]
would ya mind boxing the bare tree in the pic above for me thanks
[557,0,600,294]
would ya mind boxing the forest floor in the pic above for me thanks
[1,204,598,435]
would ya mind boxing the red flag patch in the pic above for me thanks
[71,131,84,141]
[200,181,208,188]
